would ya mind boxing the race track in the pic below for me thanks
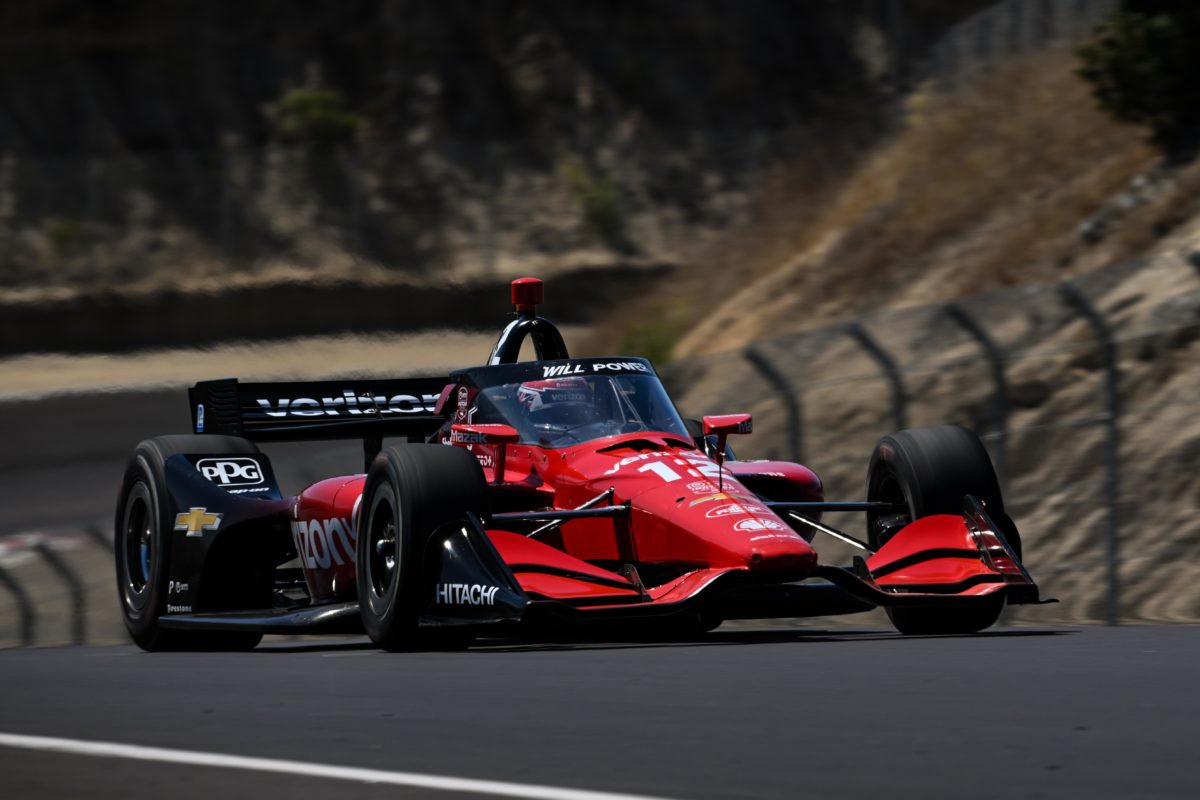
[1,628,1198,799]
[1,392,1198,798]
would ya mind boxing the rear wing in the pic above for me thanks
[188,378,451,463]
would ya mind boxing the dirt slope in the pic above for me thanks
[665,50,1197,359]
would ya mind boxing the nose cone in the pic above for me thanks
[654,485,820,576]
[743,533,818,574]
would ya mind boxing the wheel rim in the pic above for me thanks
[122,482,154,606]
[366,488,400,600]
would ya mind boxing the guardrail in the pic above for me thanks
[0,527,113,647]
[667,252,1200,626]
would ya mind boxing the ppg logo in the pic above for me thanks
[196,457,263,487]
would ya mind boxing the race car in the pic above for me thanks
[114,277,1048,651]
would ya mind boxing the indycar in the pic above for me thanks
[114,277,1047,651]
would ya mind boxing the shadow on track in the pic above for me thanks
[251,627,1076,655]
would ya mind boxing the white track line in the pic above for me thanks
[0,732,677,800]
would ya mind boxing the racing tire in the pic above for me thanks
[865,426,1018,636]
[357,445,487,652]
[114,435,264,652]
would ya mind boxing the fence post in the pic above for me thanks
[85,523,112,552]
[33,542,86,646]
[944,303,1010,484]
[845,321,908,432]
[743,346,804,463]
[1059,281,1121,625]
[0,564,35,646]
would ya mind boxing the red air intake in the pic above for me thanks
[511,277,543,313]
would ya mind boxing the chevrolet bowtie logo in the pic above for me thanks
[174,507,222,537]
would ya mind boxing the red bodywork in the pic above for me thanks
[277,275,1038,623]
[288,430,1026,616]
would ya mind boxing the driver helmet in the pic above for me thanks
[517,378,600,429]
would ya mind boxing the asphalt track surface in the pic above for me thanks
[0,628,1198,799]
[2,393,1199,798]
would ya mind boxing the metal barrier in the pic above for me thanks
[671,254,1200,625]
[1058,281,1121,626]
[0,527,111,647]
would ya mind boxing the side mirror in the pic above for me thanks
[451,424,519,483]
[702,414,753,438]
[701,414,752,478]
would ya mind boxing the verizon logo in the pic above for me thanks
[255,391,440,418]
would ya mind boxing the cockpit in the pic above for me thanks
[453,360,692,448]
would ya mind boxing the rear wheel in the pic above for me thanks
[357,445,487,651]
[866,426,1016,635]
[114,435,264,651]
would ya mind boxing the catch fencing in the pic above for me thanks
[666,253,1200,626]
[0,527,115,647]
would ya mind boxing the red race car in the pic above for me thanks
[114,277,1047,651]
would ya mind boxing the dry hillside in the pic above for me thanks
[587,50,1200,360]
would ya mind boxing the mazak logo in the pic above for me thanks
[197,457,263,487]
[734,517,786,532]
[450,429,489,445]
[255,391,440,418]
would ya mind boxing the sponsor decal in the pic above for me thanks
[734,517,787,532]
[602,450,739,488]
[167,580,189,595]
[476,452,495,469]
[541,361,650,378]
[454,385,472,424]
[254,391,440,419]
[603,451,669,476]
[434,583,500,606]
[166,604,192,614]
[687,481,719,494]
[291,517,356,570]
[450,429,490,445]
[680,452,727,481]
[749,533,801,542]
[705,503,748,518]
[227,486,272,495]
[174,507,222,537]
[689,492,731,508]
[196,404,205,433]
[196,457,263,488]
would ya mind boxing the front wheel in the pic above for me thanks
[357,445,487,651]
[114,435,263,651]
[866,426,1015,635]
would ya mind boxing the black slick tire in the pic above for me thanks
[357,445,487,651]
[114,435,264,652]
[865,425,1018,635]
